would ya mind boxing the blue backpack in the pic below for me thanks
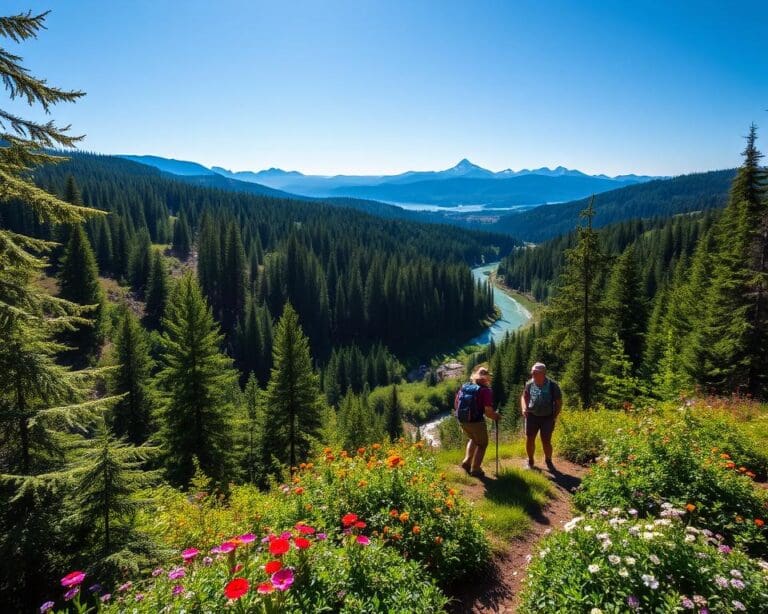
[454,383,484,423]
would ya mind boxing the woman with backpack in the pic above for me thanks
[455,366,501,478]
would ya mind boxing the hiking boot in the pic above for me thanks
[545,458,556,472]
[469,468,485,478]
[460,461,471,473]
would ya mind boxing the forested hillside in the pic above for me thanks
[497,168,734,242]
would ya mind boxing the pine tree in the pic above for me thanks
[156,273,238,487]
[261,303,324,473]
[128,229,153,298]
[242,374,264,484]
[385,384,403,442]
[58,223,105,364]
[144,250,169,329]
[68,421,159,580]
[172,212,192,260]
[110,311,154,444]
[699,126,768,396]
[221,222,247,332]
[544,197,606,407]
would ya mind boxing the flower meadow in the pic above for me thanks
[40,442,487,612]
[519,508,768,613]
[523,399,768,612]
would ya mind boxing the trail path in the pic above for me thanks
[446,457,588,613]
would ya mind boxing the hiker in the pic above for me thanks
[521,362,562,470]
[455,366,501,478]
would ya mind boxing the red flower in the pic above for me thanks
[257,581,274,594]
[224,578,249,600]
[269,538,290,556]
[294,537,311,550]
[354,521,366,529]
[264,560,283,574]
[296,523,316,535]
[342,513,359,527]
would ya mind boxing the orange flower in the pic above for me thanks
[358,480,368,487]
[738,466,747,473]
[756,518,765,527]
[686,503,696,512]
[372,443,381,450]
[412,525,421,535]
[445,498,455,509]
[323,447,333,454]
[434,536,443,545]
[387,455,402,468]
[725,461,736,469]
[448,488,456,496]
[399,512,410,523]
[389,509,399,518]
[357,447,366,455]
[747,471,756,479]
[294,487,304,495]
[720,453,730,460]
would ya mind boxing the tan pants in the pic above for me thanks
[461,420,489,471]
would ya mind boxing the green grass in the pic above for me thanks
[476,468,552,541]
[434,445,554,543]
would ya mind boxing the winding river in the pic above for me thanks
[418,262,532,445]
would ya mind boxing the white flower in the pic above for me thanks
[685,534,696,543]
[642,574,659,589]
[596,533,610,540]
[649,554,661,565]
[588,564,600,574]
[628,526,640,536]
[758,559,768,571]
[642,532,656,540]
[590,609,603,614]
[628,508,638,516]
[619,568,629,577]
[625,557,636,565]
[539,548,550,559]
[730,569,743,579]
[732,600,746,611]
[563,517,584,532]
[608,554,621,565]
[583,525,595,532]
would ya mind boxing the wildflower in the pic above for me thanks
[435,536,443,545]
[590,609,603,614]
[756,518,765,527]
[257,582,274,594]
[608,554,621,565]
[118,581,132,592]
[39,602,55,613]
[730,569,743,579]
[627,595,640,610]
[389,508,399,518]
[641,574,659,589]
[271,568,295,591]
[730,578,745,590]
[172,585,184,596]
[624,556,636,565]
[619,568,629,577]
[224,578,250,600]
[64,587,79,601]
[681,597,694,609]
[232,563,244,573]
[203,556,213,566]
[732,601,746,611]
[357,447,366,455]
[563,516,583,532]
[294,537,311,550]
[61,571,86,588]
[100,594,111,603]
[355,521,366,529]
[387,455,403,468]
[152,567,164,576]
[168,566,185,580]
[89,583,102,594]
[686,503,696,512]
[316,532,327,541]
[718,545,732,554]
[357,535,371,546]
[269,538,290,556]
[588,564,600,573]
[412,525,421,535]
[714,576,729,588]
[399,511,410,523]
[238,533,256,544]
[294,487,304,495]
[342,513,359,527]
[218,541,237,553]
[649,554,661,565]
[265,560,283,574]
[135,593,145,602]
[296,523,316,535]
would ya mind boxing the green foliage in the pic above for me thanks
[261,303,324,473]
[58,224,105,364]
[369,378,460,423]
[109,310,154,444]
[156,273,238,487]
[520,511,768,614]
[143,250,169,330]
[555,408,633,465]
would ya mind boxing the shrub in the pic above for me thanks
[44,515,447,613]
[520,510,768,614]
[555,408,633,464]
[574,414,768,556]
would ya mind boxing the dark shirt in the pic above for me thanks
[523,378,562,416]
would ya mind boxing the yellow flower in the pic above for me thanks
[399,511,410,523]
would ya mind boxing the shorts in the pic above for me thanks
[525,414,555,438]
[460,420,489,447]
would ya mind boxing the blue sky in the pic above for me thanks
[4,1,767,176]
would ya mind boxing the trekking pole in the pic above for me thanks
[495,415,500,477]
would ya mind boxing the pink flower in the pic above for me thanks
[39,602,54,613]
[118,582,132,592]
[271,567,295,591]
[61,571,86,587]
[151,567,164,577]
[218,541,238,553]
[356,535,371,546]
[100,594,111,603]
[257,581,274,594]
[182,548,199,561]
[172,585,184,596]
[237,533,256,544]
[168,567,185,580]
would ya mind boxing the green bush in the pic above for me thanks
[520,511,768,613]
[574,414,768,556]
[555,408,632,464]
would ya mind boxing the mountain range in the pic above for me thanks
[119,155,662,208]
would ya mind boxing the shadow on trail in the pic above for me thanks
[446,462,584,613]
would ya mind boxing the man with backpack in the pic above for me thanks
[455,366,501,478]
[521,362,562,470]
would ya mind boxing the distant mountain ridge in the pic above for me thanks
[120,154,664,208]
